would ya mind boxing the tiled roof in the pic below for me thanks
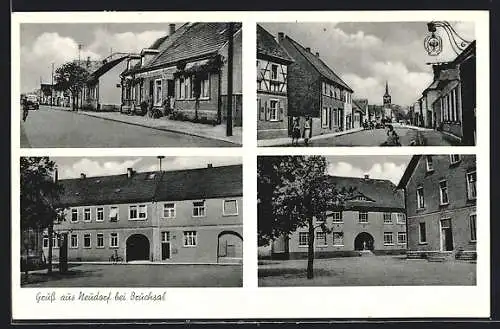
[396,155,421,189]
[148,22,242,69]
[56,164,242,207]
[256,24,293,63]
[87,56,127,83]
[155,164,243,201]
[327,175,404,210]
[283,35,353,92]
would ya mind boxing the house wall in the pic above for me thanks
[98,60,128,110]
[320,94,344,134]
[423,89,439,128]
[405,155,477,253]
[257,93,288,139]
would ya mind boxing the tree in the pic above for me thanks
[21,157,64,274]
[53,62,89,110]
[258,156,355,279]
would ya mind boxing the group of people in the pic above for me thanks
[291,116,311,146]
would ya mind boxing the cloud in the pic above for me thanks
[58,158,142,179]
[327,161,406,185]
[86,29,166,56]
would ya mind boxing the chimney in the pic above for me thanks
[306,47,311,52]
[315,52,320,57]
[278,32,285,42]
[169,24,176,36]
[80,173,86,179]
[364,174,369,180]
[127,167,134,178]
[207,163,213,168]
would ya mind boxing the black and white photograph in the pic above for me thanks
[258,155,477,286]
[257,21,476,147]
[20,156,243,287]
[19,22,243,148]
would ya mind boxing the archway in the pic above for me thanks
[126,234,150,262]
[354,232,374,251]
[217,231,243,261]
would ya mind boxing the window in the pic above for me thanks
[161,231,171,242]
[96,233,104,248]
[43,236,49,248]
[83,233,91,248]
[271,64,278,80]
[450,154,461,164]
[71,208,78,222]
[154,79,162,106]
[192,201,206,217]
[269,100,279,121]
[383,212,392,224]
[298,232,308,247]
[129,205,146,220]
[333,232,344,246]
[138,205,147,219]
[396,213,406,224]
[70,234,78,248]
[96,207,104,222]
[417,187,425,209]
[109,206,119,222]
[84,208,91,222]
[467,172,477,200]
[163,203,176,218]
[223,199,238,216]
[331,212,343,223]
[358,211,368,223]
[110,233,119,248]
[419,222,427,243]
[397,232,407,245]
[200,75,210,99]
[383,232,394,245]
[425,156,434,172]
[469,213,477,241]
[316,231,327,246]
[439,180,449,205]
[179,77,186,99]
[183,231,197,247]
[321,107,329,128]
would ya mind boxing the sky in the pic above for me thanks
[20,23,180,93]
[51,156,242,180]
[325,155,412,185]
[260,21,475,106]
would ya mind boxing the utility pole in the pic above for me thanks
[225,22,234,137]
[157,156,165,172]
[51,62,54,106]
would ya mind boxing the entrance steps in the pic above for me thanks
[358,250,375,257]
[455,250,477,261]
[427,252,455,262]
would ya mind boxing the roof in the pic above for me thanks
[352,100,365,113]
[87,56,127,83]
[56,164,242,207]
[147,22,242,70]
[328,175,404,211]
[155,164,243,201]
[282,35,353,92]
[396,155,421,189]
[256,24,293,63]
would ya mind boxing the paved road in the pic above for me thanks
[300,127,455,147]
[20,106,235,148]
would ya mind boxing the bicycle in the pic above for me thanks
[109,252,124,264]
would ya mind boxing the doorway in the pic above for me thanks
[354,232,374,251]
[161,231,170,260]
[440,219,454,251]
[126,234,150,262]
[217,231,243,261]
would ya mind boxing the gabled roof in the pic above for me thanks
[396,155,421,189]
[87,56,127,83]
[327,175,404,210]
[147,22,242,70]
[256,24,293,64]
[155,164,242,201]
[352,100,364,113]
[354,98,368,110]
[282,35,353,92]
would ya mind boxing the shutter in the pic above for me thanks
[265,101,269,121]
[279,101,283,121]
[258,99,262,120]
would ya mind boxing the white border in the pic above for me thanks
[12,10,489,320]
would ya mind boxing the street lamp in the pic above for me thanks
[424,21,472,56]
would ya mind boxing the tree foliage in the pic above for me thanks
[54,62,89,108]
[258,156,355,278]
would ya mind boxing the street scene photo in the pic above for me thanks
[20,22,242,147]
[257,22,476,146]
[20,156,243,287]
[258,155,477,286]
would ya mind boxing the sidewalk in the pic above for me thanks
[47,106,242,145]
[258,127,364,147]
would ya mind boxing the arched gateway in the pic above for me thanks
[354,232,374,251]
[126,234,150,262]
[217,231,243,261]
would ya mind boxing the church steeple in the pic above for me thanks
[384,81,390,97]
[383,81,391,106]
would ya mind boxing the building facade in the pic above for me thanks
[397,155,476,259]
[265,175,406,259]
[43,164,243,264]
[256,25,294,140]
[276,32,354,137]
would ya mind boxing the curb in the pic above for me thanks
[258,128,365,147]
[48,107,242,146]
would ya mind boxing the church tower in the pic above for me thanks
[383,81,392,120]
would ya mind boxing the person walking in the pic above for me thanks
[303,116,311,146]
[291,117,300,146]
[384,124,401,146]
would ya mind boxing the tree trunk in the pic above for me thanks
[47,225,53,274]
[307,217,315,279]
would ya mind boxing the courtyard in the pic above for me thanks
[21,263,242,288]
[258,256,476,286]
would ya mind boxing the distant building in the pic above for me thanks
[264,175,406,259]
[397,155,476,260]
[256,25,294,140]
[383,81,393,121]
[353,98,368,126]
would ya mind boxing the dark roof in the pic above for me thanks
[256,24,293,63]
[352,100,364,113]
[396,155,421,189]
[155,164,242,201]
[147,22,242,69]
[283,35,353,92]
[327,175,404,210]
[87,56,127,83]
[56,164,242,207]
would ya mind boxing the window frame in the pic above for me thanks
[70,234,78,249]
[109,206,119,222]
[425,156,434,172]
[419,222,427,244]
[466,171,477,200]
[416,186,425,209]
[450,154,461,164]
[96,233,104,248]
[162,202,176,219]
[315,231,327,247]
[439,180,449,205]
[83,207,91,222]
[383,212,392,224]
[183,231,197,247]
[321,107,329,128]
[192,200,206,218]
[222,199,239,216]
[199,74,210,100]
[332,232,344,246]
[109,232,119,248]
[397,232,407,245]
[469,213,477,242]
[83,233,91,249]
[154,78,162,106]
[331,211,343,223]
[269,99,279,121]
[396,213,406,224]
[298,232,309,247]
[96,207,104,222]
[70,208,79,223]
[161,231,171,243]
[383,232,394,246]
[358,211,368,223]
